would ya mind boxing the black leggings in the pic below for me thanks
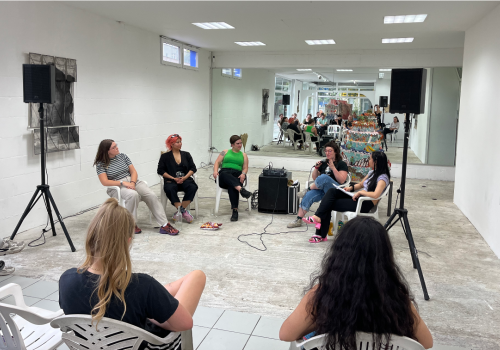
[163,179,198,206]
[314,188,374,238]
[383,128,395,138]
[217,168,244,209]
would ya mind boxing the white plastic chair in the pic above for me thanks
[51,314,194,350]
[215,173,252,214]
[332,182,392,235]
[390,129,398,142]
[327,125,341,140]
[159,174,199,219]
[286,129,304,150]
[303,132,316,154]
[0,283,64,350]
[290,331,424,350]
[107,180,151,224]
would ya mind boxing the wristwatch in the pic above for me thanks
[120,181,123,186]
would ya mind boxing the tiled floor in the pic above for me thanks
[0,273,471,350]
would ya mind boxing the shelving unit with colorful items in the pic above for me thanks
[341,121,388,182]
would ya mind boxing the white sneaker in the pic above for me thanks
[287,218,303,228]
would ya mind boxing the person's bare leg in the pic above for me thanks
[298,208,307,218]
[164,270,206,316]
[312,215,321,223]
[181,200,191,209]
[309,183,318,190]
[235,185,242,192]
[173,202,181,209]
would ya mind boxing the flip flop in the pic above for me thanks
[0,266,15,276]
[302,216,321,229]
[309,235,327,243]
[0,239,25,256]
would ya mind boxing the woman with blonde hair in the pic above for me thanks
[59,198,206,346]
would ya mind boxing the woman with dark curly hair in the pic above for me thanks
[279,217,433,349]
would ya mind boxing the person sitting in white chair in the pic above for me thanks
[213,135,252,222]
[59,198,206,347]
[94,139,177,235]
[157,134,198,224]
[302,151,390,243]
[287,141,348,229]
[383,116,400,141]
[279,216,433,349]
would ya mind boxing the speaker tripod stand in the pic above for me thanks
[9,104,76,252]
[384,112,429,300]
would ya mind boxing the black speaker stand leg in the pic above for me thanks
[10,185,76,252]
[385,208,429,300]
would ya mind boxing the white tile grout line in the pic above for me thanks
[196,309,227,349]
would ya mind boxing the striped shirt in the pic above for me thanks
[96,153,132,180]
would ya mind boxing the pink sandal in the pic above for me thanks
[302,216,321,229]
[309,235,327,243]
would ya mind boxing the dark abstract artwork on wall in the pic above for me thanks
[29,53,80,154]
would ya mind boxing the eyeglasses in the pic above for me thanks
[170,134,180,138]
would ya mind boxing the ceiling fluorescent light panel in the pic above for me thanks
[337,69,353,72]
[384,14,427,24]
[193,22,234,29]
[382,38,414,43]
[235,41,265,46]
[379,69,392,71]
[305,39,335,45]
[297,69,312,71]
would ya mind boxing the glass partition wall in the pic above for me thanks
[211,67,461,167]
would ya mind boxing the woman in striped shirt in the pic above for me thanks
[94,139,178,235]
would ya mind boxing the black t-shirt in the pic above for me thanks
[59,268,179,337]
[317,160,348,184]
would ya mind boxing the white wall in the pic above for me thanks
[427,67,460,166]
[212,68,275,152]
[409,69,433,163]
[0,2,210,234]
[454,4,500,257]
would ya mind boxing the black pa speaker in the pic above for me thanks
[379,96,388,108]
[258,173,291,214]
[282,95,290,105]
[389,68,426,114]
[23,64,56,104]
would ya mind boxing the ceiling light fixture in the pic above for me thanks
[297,69,312,71]
[193,22,234,29]
[337,69,353,72]
[384,14,427,24]
[235,41,265,46]
[379,69,392,71]
[305,39,336,45]
[382,38,414,44]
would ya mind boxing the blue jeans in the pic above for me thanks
[299,174,339,211]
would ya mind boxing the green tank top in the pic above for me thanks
[305,125,314,133]
[221,149,244,171]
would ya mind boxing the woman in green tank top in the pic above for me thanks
[213,135,252,222]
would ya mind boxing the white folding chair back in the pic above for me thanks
[286,129,303,150]
[327,125,341,139]
[0,283,64,350]
[290,331,424,350]
[215,174,252,214]
[107,181,151,224]
[51,314,193,350]
[332,182,391,234]
[159,174,199,219]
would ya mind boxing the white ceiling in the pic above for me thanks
[66,1,499,52]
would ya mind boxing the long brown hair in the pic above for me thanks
[93,139,114,168]
[78,198,135,326]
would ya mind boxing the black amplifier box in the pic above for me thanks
[263,168,288,177]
